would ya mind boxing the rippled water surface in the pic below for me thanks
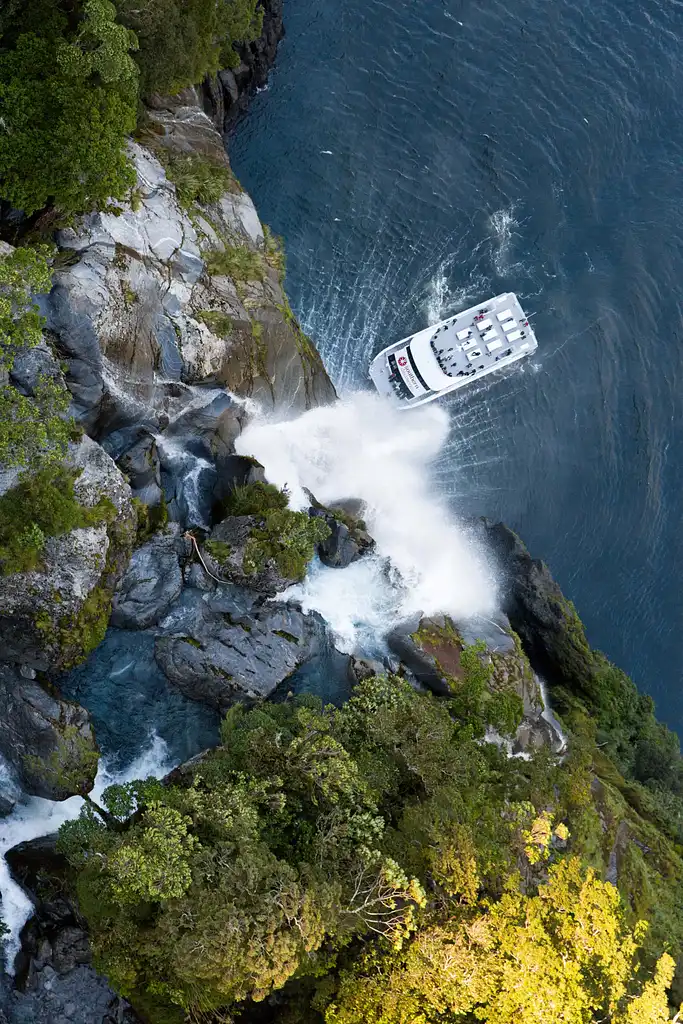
[231,0,683,731]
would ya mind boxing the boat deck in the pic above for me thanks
[369,291,537,407]
[426,293,533,379]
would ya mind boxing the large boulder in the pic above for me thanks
[110,531,183,629]
[0,436,136,672]
[388,614,564,752]
[202,514,302,595]
[0,667,97,800]
[154,589,326,712]
[310,507,375,569]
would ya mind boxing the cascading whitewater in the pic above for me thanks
[0,735,173,969]
[236,391,497,648]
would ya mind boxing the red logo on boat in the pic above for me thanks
[398,356,408,366]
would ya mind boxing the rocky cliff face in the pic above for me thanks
[388,612,565,754]
[44,90,334,528]
[202,0,285,132]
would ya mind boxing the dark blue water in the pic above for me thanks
[230,0,683,732]
[61,630,220,767]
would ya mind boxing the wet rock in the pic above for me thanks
[481,519,594,692]
[202,0,285,131]
[155,597,326,712]
[158,435,217,530]
[213,454,266,511]
[116,433,161,504]
[387,619,454,698]
[0,435,135,672]
[6,837,139,1024]
[0,667,97,800]
[111,532,183,629]
[311,509,375,569]
[511,717,557,754]
[0,793,16,816]
[348,656,386,685]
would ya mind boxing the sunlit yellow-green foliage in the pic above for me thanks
[326,858,680,1024]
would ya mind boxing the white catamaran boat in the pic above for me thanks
[369,292,538,408]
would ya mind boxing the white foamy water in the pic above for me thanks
[0,735,172,971]
[236,392,496,648]
[285,553,407,653]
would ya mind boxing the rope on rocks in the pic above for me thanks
[184,531,235,586]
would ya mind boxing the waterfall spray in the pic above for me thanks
[236,392,496,647]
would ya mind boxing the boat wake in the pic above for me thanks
[488,204,519,275]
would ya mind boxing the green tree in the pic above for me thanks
[326,858,682,1024]
[113,0,263,95]
[58,676,683,1024]
[0,5,138,215]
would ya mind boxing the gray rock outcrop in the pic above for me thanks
[155,591,325,712]
[311,508,375,569]
[481,519,595,693]
[388,614,564,753]
[203,514,301,595]
[202,0,285,132]
[110,531,183,629]
[47,100,335,452]
[0,667,97,800]
[0,436,135,673]
[6,836,140,1024]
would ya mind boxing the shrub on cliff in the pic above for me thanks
[222,482,330,581]
[0,246,73,468]
[0,0,138,215]
[0,464,114,574]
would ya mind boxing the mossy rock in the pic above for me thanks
[0,437,136,672]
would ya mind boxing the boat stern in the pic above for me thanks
[369,350,396,400]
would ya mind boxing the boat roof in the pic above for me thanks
[379,293,535,394]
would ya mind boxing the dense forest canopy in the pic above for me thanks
[56,669,683,1024]
[0,0,262,215]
